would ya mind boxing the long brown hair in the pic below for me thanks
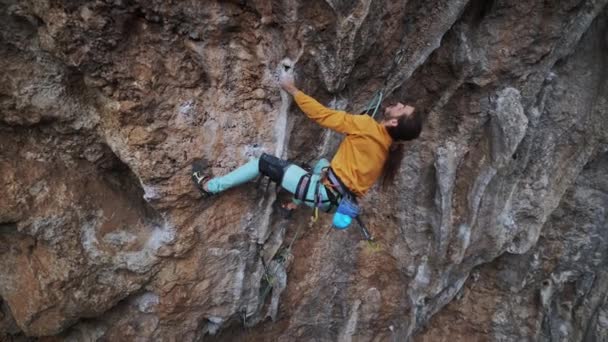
[381,143,406,188]
[381,112,423,189]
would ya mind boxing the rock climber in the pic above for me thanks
[192,68,422,232]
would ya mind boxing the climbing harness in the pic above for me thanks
[258,153,336,224]
[293,172,335,219]
[294,174,312,202]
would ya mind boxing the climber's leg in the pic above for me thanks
[193,154,334,212]
[203,158,261,194]
[195,153,293,195]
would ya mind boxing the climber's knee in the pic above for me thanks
[259,153,291,184]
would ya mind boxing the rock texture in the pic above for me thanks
[0,0,607,341]
[415,152,608,342]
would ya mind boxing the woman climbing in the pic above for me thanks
[192,68,422,233]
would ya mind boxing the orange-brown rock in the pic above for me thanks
[1,0,607,341]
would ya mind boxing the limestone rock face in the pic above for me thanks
[0,0,607,341]
[415,152,608,342]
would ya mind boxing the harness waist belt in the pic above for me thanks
[327,168,357,201]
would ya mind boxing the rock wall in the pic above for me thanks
[415,151,608,342]
[0,0,607,341]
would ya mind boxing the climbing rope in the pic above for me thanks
[360,45,407,118]
[362,91,384,119]
[352,46,409,244]
[260,204,312,305]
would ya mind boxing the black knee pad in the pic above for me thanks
[259,153,290,184]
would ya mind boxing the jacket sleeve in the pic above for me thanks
[293,91,371,135]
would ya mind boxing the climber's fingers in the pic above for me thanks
[279,58,295,91]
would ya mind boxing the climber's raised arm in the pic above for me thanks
[279,71,369,135]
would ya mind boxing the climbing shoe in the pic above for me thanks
[191,158,214,198]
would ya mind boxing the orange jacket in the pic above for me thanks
[293,91,393,197]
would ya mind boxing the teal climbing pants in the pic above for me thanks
[206,157,335,211]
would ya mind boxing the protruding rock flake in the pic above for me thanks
[1,0,607,341]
